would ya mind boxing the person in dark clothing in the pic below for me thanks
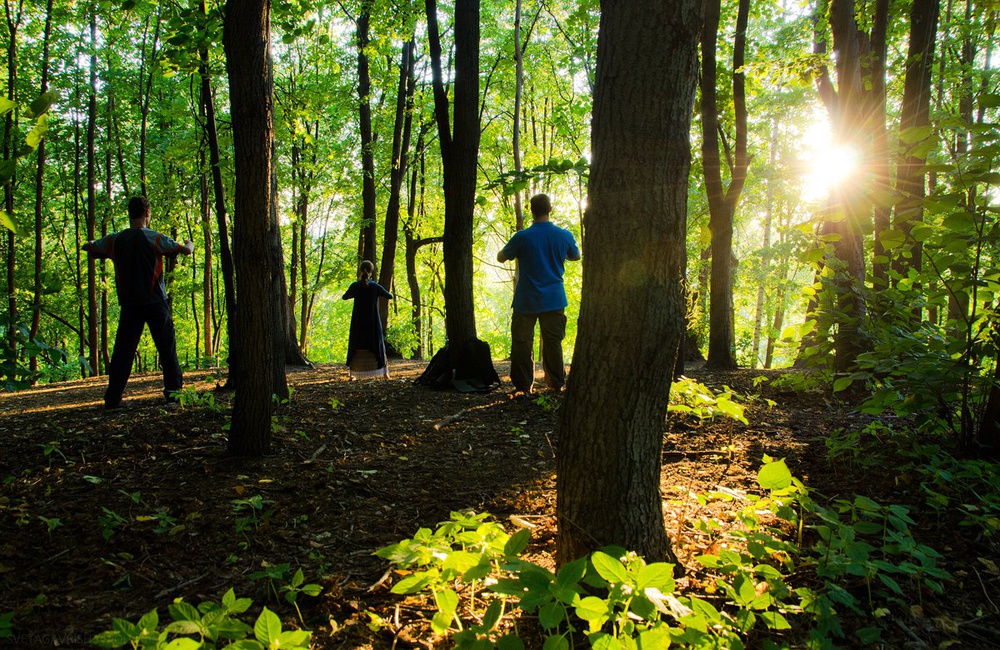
[83,196,194,408]
[497,193,581,395]
[342,260,393,380]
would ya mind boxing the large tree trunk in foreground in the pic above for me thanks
[557,0,702,566]
[224,0,275,457]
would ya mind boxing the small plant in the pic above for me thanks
[280,567,323,625]
[328,397,344,411]
[232,495,276,534]
[98,507,127,541]
[248,562,291,602]
[38,515,62,534]
[170,387,221,412]
[533,393,558,412]
[669,377,748,425]
[38,440,68,468]
[136,510,181,536]
[90,589,311,649]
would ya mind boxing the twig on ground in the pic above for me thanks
[433,409,466,430]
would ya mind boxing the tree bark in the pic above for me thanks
[701,0,749,370]
[86,9,99,375]
[224,0,275,457]
[378,38,416,332]
[28,0,53,380]
[357,1,377,264]
[892,0,939,285]
[557,0,702,566]
[426,0,481,348]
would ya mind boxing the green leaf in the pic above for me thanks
[479,598,503,632]
[832,377,853,392]
[636,563,675,591]
[26,90,57,118]
[542,633,570,650]
[275,630,311,647]
[759,610,791,629]
[431,610,452,635]
[591,552,629,584]
[575,596,609,623]
[757,460,792,491]
[504,528,531,557]
[253,607,282,645]
[0,210,21,235]
[539,601,565,629]
[168,601,201,622]
[137,609,159,634]
[877,573,903,595]
[555,557,587,589]
[164,639,202,650]
[497,634,526,650]
[435,588,459,619]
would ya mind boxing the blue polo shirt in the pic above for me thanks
[500,221,580,313]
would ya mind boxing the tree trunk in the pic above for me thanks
[869,0,891,290]
[137,9,161,196]
[702,0,749,370]
[426,0,488,360]
[892,0,939,285]
[28,0,53,380]
[378,38,416,331]
[224,0,275,457]
[557,0,702,566]
[2,0,21,386]
[86,10,99,376]
[751,118,778,370]
[199,16,237,378]
[357,1,377,264]
[512,0,525,231]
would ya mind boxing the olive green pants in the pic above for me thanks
[510,309,567,392]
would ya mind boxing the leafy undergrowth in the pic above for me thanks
[0,361,997,648]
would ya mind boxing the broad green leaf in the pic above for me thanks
[542,633,569,650]
[504,528,531,557]
[589,632,620,650]
[555,557,587,589]
[575,596,609,622]
[497,634,526,650]
[636,563,675,591]
[759,611,791,629]
[275,630,311,647]
[26,90,57,118]
[0,210,20,235]
[0,97,14,117]
[164,639,201,650]
[168,601,201,622]
[832,377,853,392]
[434,588,459,618]
[480,598,503,632]
[253,607,282,645]
[757,460,792,491]
[539,601,565,629]
[137,609,159,633]
[591,552,629,584]
[638,625,672,648]
[431,610,452,635]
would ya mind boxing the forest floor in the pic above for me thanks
[0,360,998,649]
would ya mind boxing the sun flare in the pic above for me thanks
[799,117,860,202]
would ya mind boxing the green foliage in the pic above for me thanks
[170,388,221,413]
[89,589,310,649]
[376,459,949,649]
[900,443,1000,538]
[232,495,276,534]
[669,377,748,425]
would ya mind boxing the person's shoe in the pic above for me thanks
[104,398,122,410]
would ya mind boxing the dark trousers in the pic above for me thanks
[510,309,567,392]
[105,301,183,406]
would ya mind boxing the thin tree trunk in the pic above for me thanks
[28,0,53,380]
[86,9,99,376]
[357,1,377,264]
[751,118,778,369]
[378,38,416,332]
[870,0,891,289]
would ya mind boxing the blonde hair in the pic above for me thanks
[358,260,375,286]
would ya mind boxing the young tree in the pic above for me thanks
[557,0,702,565]
[701,0,749,371]
[223,0,276,456]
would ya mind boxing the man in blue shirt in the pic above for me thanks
[497,194,581,394]
[83,196,194,408]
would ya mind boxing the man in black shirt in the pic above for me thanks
[83,196,194,408]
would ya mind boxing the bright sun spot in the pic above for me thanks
[799,115,860,202]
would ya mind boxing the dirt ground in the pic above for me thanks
[0,360,997,648]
